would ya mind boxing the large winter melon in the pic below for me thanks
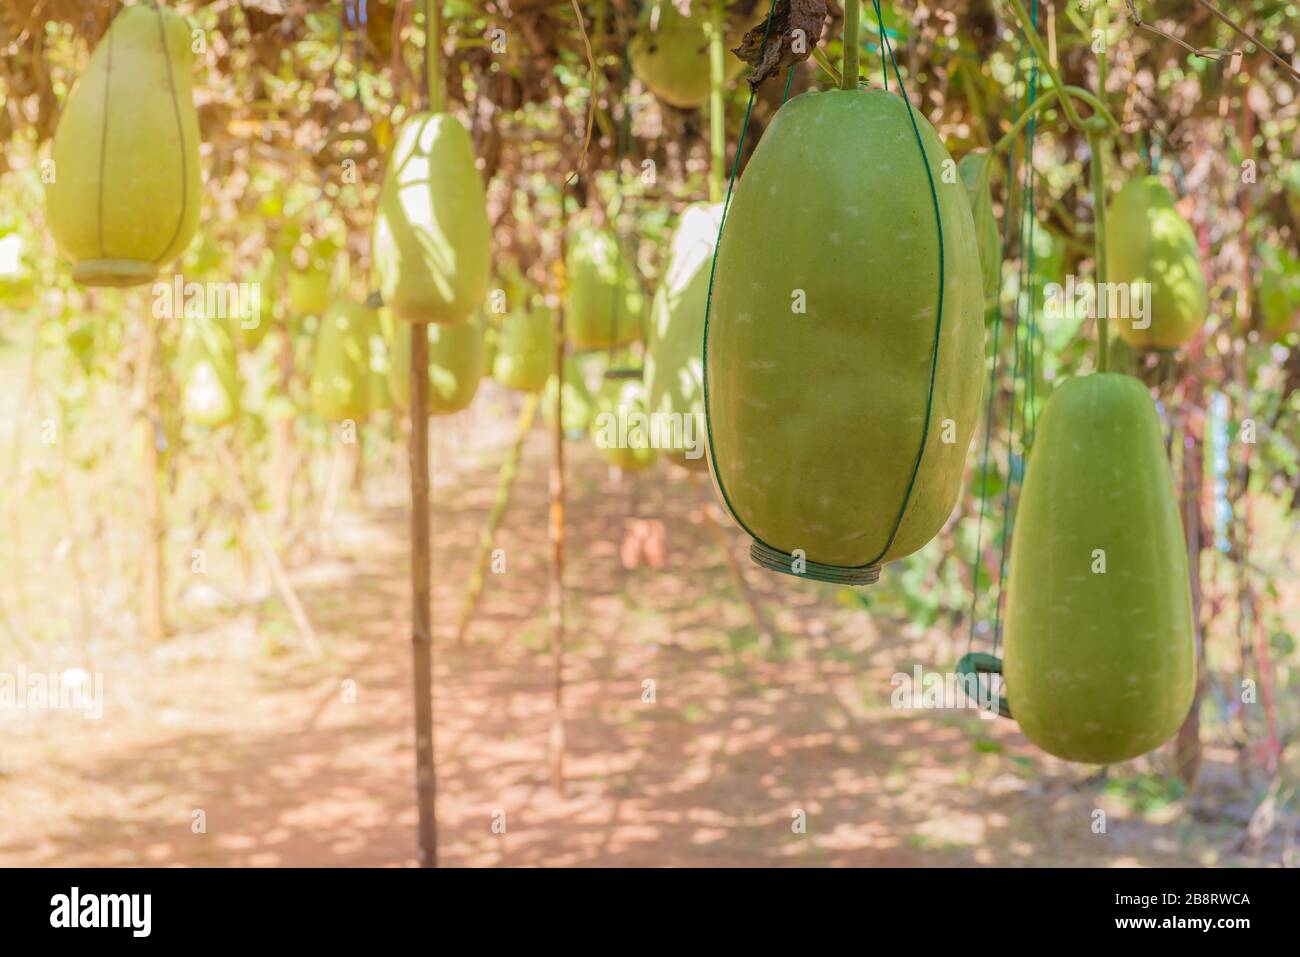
[179,318,239,429]
[644,202,721,470]
[45,3,202,287]
[372,112,491,325]
[705,88,985,577]
[1002,373,1195,764]
[629,1,752,109]
[310,301,373,421]
[565,227,644,350]
[388,318,484,416]
[1106,177,1206,350]
[493,306,556,393]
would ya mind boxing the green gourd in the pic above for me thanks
[1003,373,1195,763]
[494,306,556,392]
[1259,244,1299,341]
[368,330,394,413]
[388,318,484,416]
[705,88,985,573]
[238,249,282,350]
[179,317,240,429]
[373,112,491,325]
[310,302,373,421]
[957,151,1001,311]
[0,233,35,309]
[542,356,595,436]
[288,264,331,317]
[591,378,657,472]
[45,3,201,287]
[565,226,644,350]
[644,202,721,470]
[1106,176,1207,350]
[629,1,751,109]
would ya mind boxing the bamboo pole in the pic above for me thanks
[455,393,539,646]
[407,0,441,870]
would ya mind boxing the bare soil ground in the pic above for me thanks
[0,419,1291,867]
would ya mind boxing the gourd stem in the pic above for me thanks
[991,85,1119,154]
[708,1,726,204]
[425,0,443,113]
[811,46,843,86]
[841,0,860,90]
[1003,0,1086,132]
[1090,128,1110,372]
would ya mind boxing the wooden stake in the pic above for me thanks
[409,321,437,867]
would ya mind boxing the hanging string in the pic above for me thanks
[964,0,1041,662]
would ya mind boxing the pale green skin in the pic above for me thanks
[590,379,658,472]
[311,302,374,421]
[565,228,644,350]
[1106,177,1207,350]
[494,307,556,393]
[705,88,985,568]
[1003,373,1195,764]
[388,319,484,416]
[629,1,750,110]
[645,202,723,470]
[288,266,331,317]
[46,5,201,287]
[373,112,491,325]
[179,318,239,429]
[957,151,1001,310]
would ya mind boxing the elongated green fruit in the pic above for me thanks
[179,317,239,429]
[389,317,484,416]
[591,379,657,472]
[1003,373,1195,764]
[494,306,556,393]
[1106,177,1206,350]
[542,356,595,435]
[629,0,753,109]
[310,301,373,421]
[565,227,644,350]
[46,3,202,287]
[957,150,1001,311]
[705,88,985,569]
[373,112,491,325]
[645,202,722,470]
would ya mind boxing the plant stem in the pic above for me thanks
[991,85,1119,154]
[1003,0,1085,131]
[708,0,725,204]
[1089,127,1109,373]
[841,0,860,90]
[425,0,443,113]
[811,46,843,86]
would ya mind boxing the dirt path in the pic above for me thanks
[0,425,1285,867]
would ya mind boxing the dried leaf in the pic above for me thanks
[732,0,827,90]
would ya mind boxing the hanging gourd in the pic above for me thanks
[705,87,985,584]
[368,327,395,413]
[45,3,201,287]
[590,378,657,472]
[542,356,595,437]
[372,112,491,325]
[310,301,373,421]
[1002,374,1195,763]
[493,305,556,393]
[1259,244,1300,341]
[0,232,35,309]
[565,225,644,351]
[481,319,500,379]
[1106,176,1207,351]
[178,317,240,429]
[957,151,1001,312]
[288,262,331,317]
[629,0,752,109]
[644,202,722,470]
[388,317,484,416]
[237,248,283,350]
